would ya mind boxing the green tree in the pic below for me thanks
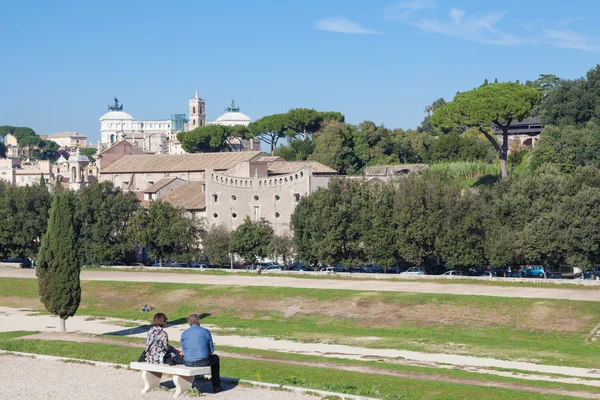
[274,138,315,161]
[80,148,97,158]
[269,234,293,266]
[0,126,36,143]
[129,201,202,265]
[285,108,322,141]
[393,173,448,265]
[230,217,274,263]
[202,223,232,266]
[177,125,230,153]
[419,98,446,134]
[530,123,600,172]
[36,190,80,334]
[291,179,367,266]
[248,114,288,154]
[360,182,398,269]
[75,182,140,266]
[432,83,542,178]
[541,65,600,126]
[437,190,488,269]
[0,180,52,260]
[309,121,361,174]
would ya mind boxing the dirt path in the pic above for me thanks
[2,267,600,301]
[2,307,600,382]
[0,354,323,400]
[6,334,600,399]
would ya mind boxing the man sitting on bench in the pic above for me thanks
[181,313,222,394]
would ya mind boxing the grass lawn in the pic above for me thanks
[0,336,593,400]
[3,278,600,369]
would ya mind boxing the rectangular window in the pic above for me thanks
[252,206,260,222]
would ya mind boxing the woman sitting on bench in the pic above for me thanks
[146,313,170,364]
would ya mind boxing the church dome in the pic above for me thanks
[212,111,251,126]
[99,110,134,121]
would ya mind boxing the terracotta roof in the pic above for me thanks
[143,177,180,193]
[134,191,150,208]
[49,132,87,139]
[257,155,283,162]
[101,151,262,174]
[161,181,206,210]
[267,161,337,175]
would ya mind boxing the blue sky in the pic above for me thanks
[1,0,599,144]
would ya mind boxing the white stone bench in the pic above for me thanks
[130,362,211,398]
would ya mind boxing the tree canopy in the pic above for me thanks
[230,217,274,263]
[36,190,80,334]
[432,82,542,178]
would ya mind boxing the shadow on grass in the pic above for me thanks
[104,314,211,337]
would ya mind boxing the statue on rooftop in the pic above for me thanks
[225,97,240,113]
[108,96,124,111]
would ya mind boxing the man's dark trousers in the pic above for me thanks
[185,354,221,390]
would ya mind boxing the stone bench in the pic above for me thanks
[130,362,211,398]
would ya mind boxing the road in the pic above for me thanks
[2,267,600,301]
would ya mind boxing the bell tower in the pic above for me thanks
[188,90,206,130]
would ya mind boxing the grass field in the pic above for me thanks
[3,278,600,369]
[0,333,595,400]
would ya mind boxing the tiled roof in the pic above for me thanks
[256,155,283,162]
[143,177,180,194]
[161,181,206,210]
[49,132,87,139]
[267,161,337,175]
[101,151,262,174]
[134,191,150,209]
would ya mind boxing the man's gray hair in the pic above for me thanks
[187,314,200,326]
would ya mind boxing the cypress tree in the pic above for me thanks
[36,190,80,334]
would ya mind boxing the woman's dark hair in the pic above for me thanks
[152,313,167,328]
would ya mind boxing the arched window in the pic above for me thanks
[193,106,196,114]
[294,193,301,202]
[212,194,218,203]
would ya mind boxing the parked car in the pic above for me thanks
[442,270,462,276]
[521,265,546,278]
[289,265,309,271]
[322,265,346,273]
[387,266,407,274]
[361,264,384,273]
[263,265,283,271]
[189,262,208,268]
[170,262,187,268]
[425,265,448,275]
[400,267,425,276]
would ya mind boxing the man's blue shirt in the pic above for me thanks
[181,325,214,362]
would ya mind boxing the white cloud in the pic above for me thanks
[415,9,523,45]
[542,29,597,50]
[385,0,436,20]
[315,17,382,35]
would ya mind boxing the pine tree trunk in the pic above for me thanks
[60,317,67,334]
[500,132,509,178]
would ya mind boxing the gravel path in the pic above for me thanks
[0,354,319,400]
[2,267,599,301]
[2,307,600,381]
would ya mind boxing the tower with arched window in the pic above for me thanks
[188,90,206,129]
